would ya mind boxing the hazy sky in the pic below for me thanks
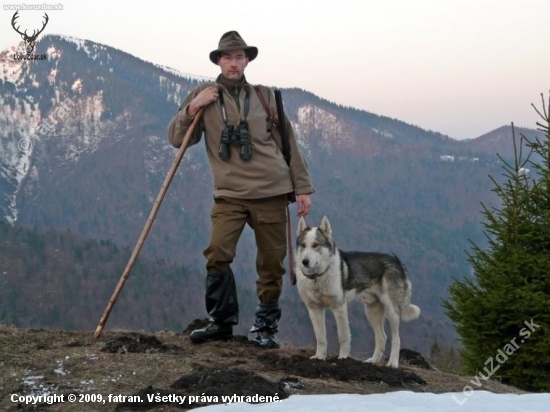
[1,0,549,140]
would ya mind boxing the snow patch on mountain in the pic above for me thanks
[0,93,40,127]
[0,135,33,224]
[72,78,83,92]
[47,68,58,85]
[0,47,118,221]
[56,35,108,60]
[143,135,175,175]
[156,64,214,83]
[46,45,62,60]
[0,89,42,223]
[48,92,110,163]
[0,41,29,85]
[0,77,34,220]
[295,105,352,152]
[439,155,480,163]
[158,70,210,106]
[371,127,393,139]
[159,76,187,106]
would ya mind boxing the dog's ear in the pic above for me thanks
[297,216,309,236]
[319,216,332,239]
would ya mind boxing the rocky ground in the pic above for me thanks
[0,321,525,411]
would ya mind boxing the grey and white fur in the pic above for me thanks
[295,216,420,368]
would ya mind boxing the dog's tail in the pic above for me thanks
[395,258,420,321]
[401,303,421,321]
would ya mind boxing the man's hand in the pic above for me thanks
[296,194,311,217]
[187,86,219,117]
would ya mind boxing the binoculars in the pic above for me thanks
[218,122,252,161]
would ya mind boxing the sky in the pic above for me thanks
[1,0,549,140]
[195,391,550,412]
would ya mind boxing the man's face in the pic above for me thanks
[217,50,249,81]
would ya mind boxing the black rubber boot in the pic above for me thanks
[190,269,239,343]
[250,303,281,349]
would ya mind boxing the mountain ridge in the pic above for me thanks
[0,34,544,356]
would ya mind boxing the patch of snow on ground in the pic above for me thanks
[195,391,550,412]
[22,374,58,397]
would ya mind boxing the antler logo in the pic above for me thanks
[11,11,49,56]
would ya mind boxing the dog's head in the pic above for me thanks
[296,216,336,276]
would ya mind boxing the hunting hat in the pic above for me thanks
[209,31,258,64]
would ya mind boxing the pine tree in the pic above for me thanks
[443,94,550,391]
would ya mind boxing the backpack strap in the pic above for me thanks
[254,86,276,125]
[254,86,283,153]
[253,86,296,285]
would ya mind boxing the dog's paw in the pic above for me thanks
[310,354,326,361]
[364,357,383,365]
[385,359,399,368]
[338,351,349,359]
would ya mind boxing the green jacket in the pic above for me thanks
[168,76,314,200]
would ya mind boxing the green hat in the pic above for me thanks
[209,31,258,64]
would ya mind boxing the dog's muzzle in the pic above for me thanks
[300,259,329,280]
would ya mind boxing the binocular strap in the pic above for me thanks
[219,88,250,124]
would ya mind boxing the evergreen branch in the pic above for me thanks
[530,93,547,120]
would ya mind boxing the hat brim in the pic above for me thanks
[209,46,258,64]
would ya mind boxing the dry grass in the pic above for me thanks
[0,326,525,411]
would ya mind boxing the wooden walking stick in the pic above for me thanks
[93,107,205,339]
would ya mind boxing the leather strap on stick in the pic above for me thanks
[286,205,296,285]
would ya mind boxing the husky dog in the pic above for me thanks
[295,216,420,368]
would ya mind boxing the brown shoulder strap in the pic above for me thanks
[254,86,273,122]
[254,85,284,155]
[255,87,296,281]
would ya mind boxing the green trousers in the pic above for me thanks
[203,195,288,304]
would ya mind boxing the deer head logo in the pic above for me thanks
[11,11,49,56]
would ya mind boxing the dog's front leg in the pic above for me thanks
[332,304,351,359]
[307,306,327,360]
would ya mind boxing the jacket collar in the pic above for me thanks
[216,74,248,90]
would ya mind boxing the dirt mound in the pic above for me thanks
[116,367,287,411]
[258,352,427,387]
[399,348,432,369]
[171,367,289,398]
[100,333,171,353]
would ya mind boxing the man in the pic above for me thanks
[168,31,314,349]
